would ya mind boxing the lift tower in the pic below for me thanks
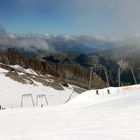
[117,60,137,87]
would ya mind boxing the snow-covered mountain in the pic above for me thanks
[0,63,79,108]
[0,82,140,139]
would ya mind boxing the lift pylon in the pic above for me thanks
[36,94,48,106]
[89,65,110,89]
[117,60,137,87]
[20,94,35,107]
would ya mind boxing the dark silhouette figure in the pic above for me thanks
[96,90,99,95]
[41,104,43,108]
[107,89,110,94]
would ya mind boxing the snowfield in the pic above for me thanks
[0,86,140,140]
[0,67,78,108]
[0,66,140,140]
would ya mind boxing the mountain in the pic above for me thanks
[1,46,139,87]
[0,48,107,89]
[87,45,140,85]
[47,34,120,54]
[0,29,121,54]
[93,45,140,60]
[0,84,140,139]
[0,63,80,108]
[0,28,139,87]
[52,41,99,54]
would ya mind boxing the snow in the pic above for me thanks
[0,66,140,140]
[10,65,38,75]
[0,67,78,108]
[0,85,140,140]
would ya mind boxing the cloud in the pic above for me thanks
[49,0,140,36]
[72,0,140,35]
[0,25,52,52]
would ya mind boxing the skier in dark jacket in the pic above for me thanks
[96,90,99,95]
[107,89,110,94]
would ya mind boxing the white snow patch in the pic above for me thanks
[0,85,140,140]
[10,65,38,75]
[0,65,140,140]
[0,67,78,108]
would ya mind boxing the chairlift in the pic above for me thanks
[20,94,35,107]
[36,94,48,106]
[89,66,110,89]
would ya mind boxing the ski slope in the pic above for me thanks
[0,67,78,108]
[0,84,140,140]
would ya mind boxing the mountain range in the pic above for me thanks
[0,27,121,54]
[0,28,140,87]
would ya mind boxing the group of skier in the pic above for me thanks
[0,105,5,110]
[96,89,110,95]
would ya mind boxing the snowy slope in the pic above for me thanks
[0,66,78,108]
[0,85,140,140]
[10,65,38,75]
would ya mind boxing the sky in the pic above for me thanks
[0,0,140,36]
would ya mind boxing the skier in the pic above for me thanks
[107,89,110,94]
[96,90,99,95]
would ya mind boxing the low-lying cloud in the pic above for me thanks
[0,25,52,52]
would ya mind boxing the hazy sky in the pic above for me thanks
[0,0,140,36]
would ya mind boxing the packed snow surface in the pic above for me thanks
[0,67,77,108]
[0,64,140,140]
[0,82,140,139]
